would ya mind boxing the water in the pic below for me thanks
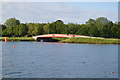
[2,42,118,78]
[0,42,2,79]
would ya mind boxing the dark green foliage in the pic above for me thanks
[50,22,57,34]
[55,20,64,34]
[32,23,43,35]
[1,17,120,38]
[18,24,28,37]
[0,24,6,36]
[4,18,20,27]
[26,23,35,36]
[0,24,6,30]
[86,19,99,36]
[67,23,78,34]
[43,23,51,34]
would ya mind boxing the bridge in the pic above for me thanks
[32,34,83,42]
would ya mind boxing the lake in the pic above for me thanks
[2,42,118,78]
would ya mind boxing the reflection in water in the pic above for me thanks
[2,42,118,78]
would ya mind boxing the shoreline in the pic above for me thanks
[1,41,119,45]
[59,42,120,45]
[0,37,120,45]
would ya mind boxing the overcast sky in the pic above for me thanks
[1,2,118,24]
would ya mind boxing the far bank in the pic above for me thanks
[0,37,120,45]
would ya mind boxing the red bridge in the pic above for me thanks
[32,34,82,40]
[32,34,85,42]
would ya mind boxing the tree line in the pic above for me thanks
[0,17,120,38]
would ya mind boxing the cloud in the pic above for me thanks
[1,2,117,24]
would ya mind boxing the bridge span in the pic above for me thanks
[32,34,83,42]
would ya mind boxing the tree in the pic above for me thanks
[0,24,6,31]
[111,22,120,38]
[1,17,119,38]
[27,23,34,36]
[67,23,78,34]
[50,22,57,34]
[95,17,113,37]
[75,25,82,35]
[118,22,120,38]
[2,29,7,37]
[80,24,89,36]
[43,23,50,34]
[5,26,14,37]
[54,20,64,34]
[32,24,43,35]
[4,18,20,27]
[86,19,100,37]
[13,25,19,37]
[62,24,68,34]
[0,24,6,36]
[18,24,28,37]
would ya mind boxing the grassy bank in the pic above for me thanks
[0,37,119,44]
[0,37,35,41]
[60,37,120,44]
[53,38,68,41]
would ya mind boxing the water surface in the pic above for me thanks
[2,42,118,78]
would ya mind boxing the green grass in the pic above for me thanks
[52,38,68,41]
[0,37,35,41]
[60,37,120,44]
[0,37,119,44]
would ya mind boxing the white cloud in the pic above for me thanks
[1,2,118,24]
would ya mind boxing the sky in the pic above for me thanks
[1,2,118,24]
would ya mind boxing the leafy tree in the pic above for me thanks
[27,23,35,36]
[67,23,78,34]
[2,29,7,36]
[95,17,112,37]
[75,25,82,35]
[1,17,119,38]
[18,24,28,37]
[62,24,68,34]
[50,22,57,34]
[43,23,50,34]
[0,24,6,31]
[112,22,120,38]
[4,18,20,27]
[86,19,100,37]
[81,24,89,36]
[32,24,43,35]
[13,25,19,37]
[5,26,14,37]
[54,20,64,34]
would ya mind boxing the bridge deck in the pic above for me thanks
[32,34,89,40]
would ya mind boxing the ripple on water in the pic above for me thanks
[2,42,118,78]
[4,72,22,75]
